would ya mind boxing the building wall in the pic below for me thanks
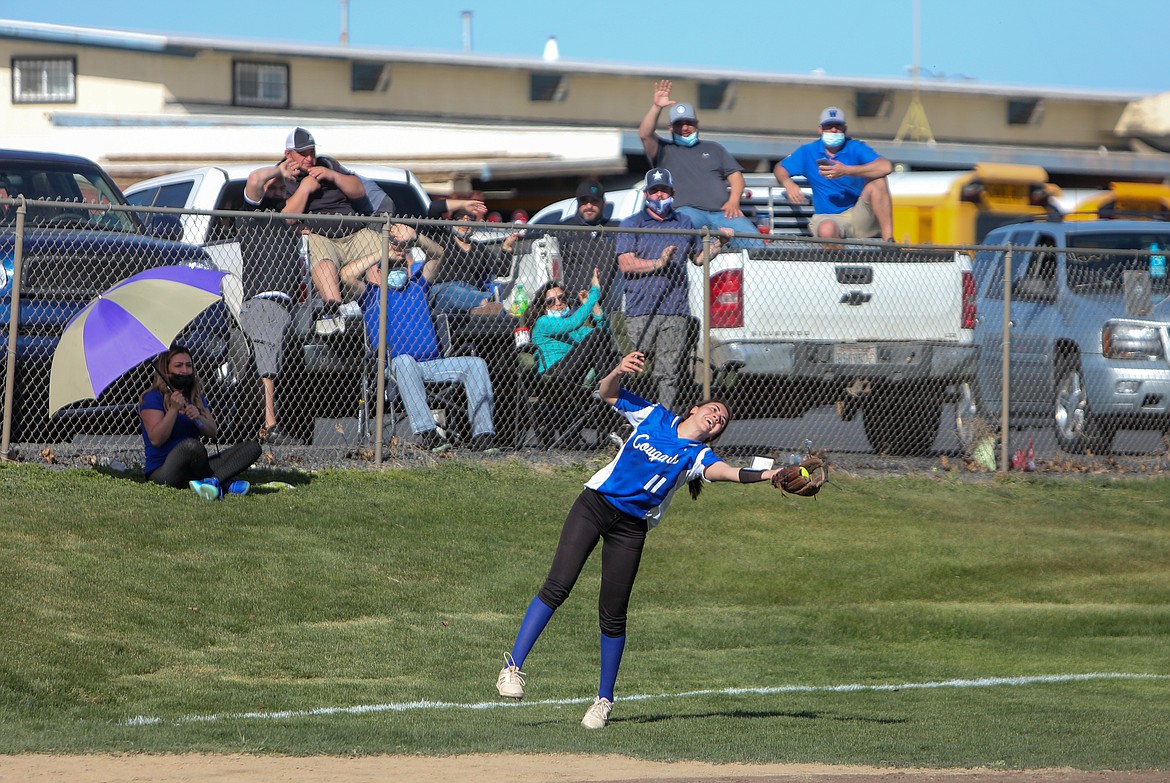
[0,36,1131,152]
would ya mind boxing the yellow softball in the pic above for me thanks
[799,467,810,478]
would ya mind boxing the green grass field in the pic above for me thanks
[1,460,1168,769]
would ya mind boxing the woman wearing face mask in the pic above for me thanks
[527,268,619,387]
[138,345,261,499]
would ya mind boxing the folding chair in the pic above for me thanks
[517,343,620,450]
[359,312,471,446]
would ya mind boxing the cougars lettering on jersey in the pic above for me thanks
[585,390,722,528]
[630,434,681,465]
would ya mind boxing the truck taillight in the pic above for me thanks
[709,269,743,328]
[961,270,976,330]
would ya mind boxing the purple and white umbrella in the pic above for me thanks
[48,266,227,416]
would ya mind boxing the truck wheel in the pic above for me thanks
[1053,360,1114,454]
[862,382,943,457]
[954,380,996,453]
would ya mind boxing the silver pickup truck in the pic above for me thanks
[962,219,1170,454]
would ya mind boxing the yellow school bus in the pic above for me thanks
[889,163,1060,245]
[1059,180,1170,221]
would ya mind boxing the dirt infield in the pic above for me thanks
[0,755,1164,782]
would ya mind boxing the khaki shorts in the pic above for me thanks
[810,198,879,239]
[305,228,382,271]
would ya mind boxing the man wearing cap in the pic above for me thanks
[557,179,620,311]
[774,107,894,242]
[638,80,761,249]
[615,168,732,410]
[280,127,385,335]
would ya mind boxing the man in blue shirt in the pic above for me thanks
[340,223,497,451]
[615,168,730,410]
[774,106,894,241]
[639,80,763,249]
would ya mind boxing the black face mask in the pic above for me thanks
[169,372,196,395]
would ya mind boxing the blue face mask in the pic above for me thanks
[821,131,846,149]
[387,268,409,290]
[544,307,568,318]
[672,132,699,147]
[646,196,674,216]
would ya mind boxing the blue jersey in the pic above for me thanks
[781,137,881,214]
[585,389,721,528]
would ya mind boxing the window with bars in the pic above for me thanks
[11,57,76,104]
[855,89,893,119]
[698,80,735,111]
[233,60,289,108]
[529,72,569,102]
[1007,98,1045,126]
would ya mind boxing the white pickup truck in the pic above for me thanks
[516,182,977,456]
[125,164,432,317]
[124,164,433,440]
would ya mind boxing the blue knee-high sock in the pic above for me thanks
[598,632,626,702]
[510,596,555,669]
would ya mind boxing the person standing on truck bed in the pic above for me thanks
[279,127,381,335]
[638,80,762,250]
[237,161,306,446]
[615,168,731,411]
[774,107,894,242]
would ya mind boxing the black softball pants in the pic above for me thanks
[538,488,648,637]
[147,437,262,489]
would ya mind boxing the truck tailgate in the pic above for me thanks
[742,247,967,343]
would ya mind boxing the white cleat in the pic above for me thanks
[496,653,526,699]
[581,696,613,729]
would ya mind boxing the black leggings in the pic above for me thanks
[538,488,648,637]
[147,437,262,489]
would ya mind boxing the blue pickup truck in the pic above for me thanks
[1,149,238,445]
[960,219,1170,454]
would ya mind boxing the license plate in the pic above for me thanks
[834,345,877,364]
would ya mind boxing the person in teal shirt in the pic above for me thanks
[527,268,619,386]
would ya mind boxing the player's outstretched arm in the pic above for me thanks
[704,461,780,484]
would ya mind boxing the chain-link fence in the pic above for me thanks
[5,193,1170,473]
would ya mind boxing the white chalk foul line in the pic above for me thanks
[123,672,1169,727]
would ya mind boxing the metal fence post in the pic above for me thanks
[999,246,1012,474]
[700,227,712,401]
[373,218,391,464]
[1,199,26,460]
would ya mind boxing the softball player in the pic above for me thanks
[495,351,782,729]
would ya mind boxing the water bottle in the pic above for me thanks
[1150,243,1165,279]
[511,283,529,318]
[299,233,311,274]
